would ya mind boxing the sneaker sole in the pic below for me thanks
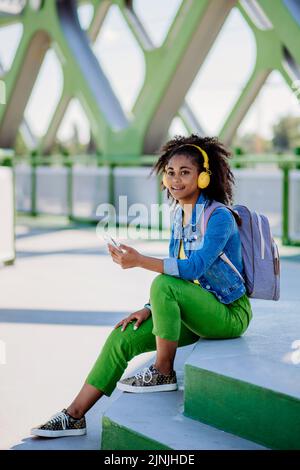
[30,428,86,438]
[116,382,178,393]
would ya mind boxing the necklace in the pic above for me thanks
[181,203,205,243]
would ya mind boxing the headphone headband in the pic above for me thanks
[170,144,209,170]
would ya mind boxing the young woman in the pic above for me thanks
[31,134,252,438]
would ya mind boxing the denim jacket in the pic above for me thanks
[163,191,246,304]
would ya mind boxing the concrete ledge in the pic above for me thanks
[101,346,266,450]
[184,304,300,450]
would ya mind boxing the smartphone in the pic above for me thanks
[104,234,122,250]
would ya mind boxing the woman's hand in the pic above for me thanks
[114,308,151,332]
[108,243,142,269]
[107,242,164,274]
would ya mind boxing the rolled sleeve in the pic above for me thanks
[163,257,180,277]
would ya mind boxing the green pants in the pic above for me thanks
[86,274,253,396]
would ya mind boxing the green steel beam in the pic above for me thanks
[0,0,300,159]
[38,93,72,155]
[220,1,300,144]
[258,0,300,65]
[39,0,204,154]
[220,68,271,146]
[1,0,299,249]
[84,0,110,42]
[39,0,110,154]
[2,0,237,157]
[120,1,204,136]
[130,0,238,153]
[0,12,22,27]
[0,0,128,153]
[0,26,51,147]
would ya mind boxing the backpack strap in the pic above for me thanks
[219,252,245,283]
[200,202,223,235]
[200,202,241,235]
[200,201,245,283]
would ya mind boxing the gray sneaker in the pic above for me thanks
[31,409,86,438]
[117,364,177,393]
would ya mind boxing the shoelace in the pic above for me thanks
[48,411,69,430]
[134,366,155,384]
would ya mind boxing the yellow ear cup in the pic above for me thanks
[183,144,211,189]
[162,143,212,190]
[197,171,210,189]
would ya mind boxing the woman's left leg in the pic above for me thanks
[85,312,199,398]
[150,273,253,343]
[142,273,253,392]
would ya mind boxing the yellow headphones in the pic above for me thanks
[162,144,212,190]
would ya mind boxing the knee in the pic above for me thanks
[105,326,123,346]
[105,326,134,358]
[150,274,172,301]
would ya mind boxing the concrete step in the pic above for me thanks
[184,302,300,450]
[101,346,267,450]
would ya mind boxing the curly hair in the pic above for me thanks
[150,134,236,207]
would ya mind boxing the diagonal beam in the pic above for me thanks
[56,0,128,132]
[38,93,71,154]
[0,12,22,26]
[221,2,300,146]
[257,0,300,65]
[220,68,270,145]
[131,0,237,152]
[39,0,111,154]
[179,103,206,136]
[121,0,205,137]
[121,0,154,51]
[282,46,300,82]
[82,0,110,42]
[0,0,128,150]
[0,57,37,149]
[0,28,50,147]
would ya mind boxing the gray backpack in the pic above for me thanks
[201,202,280,301]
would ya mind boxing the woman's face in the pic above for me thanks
[164,154,200,201]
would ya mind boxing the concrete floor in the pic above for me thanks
[0,218,169,450]
[1,216,299,450]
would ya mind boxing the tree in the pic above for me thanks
[272,115,300,151]
[233,132,271,154]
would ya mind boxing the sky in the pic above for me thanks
[0,0,299,145]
